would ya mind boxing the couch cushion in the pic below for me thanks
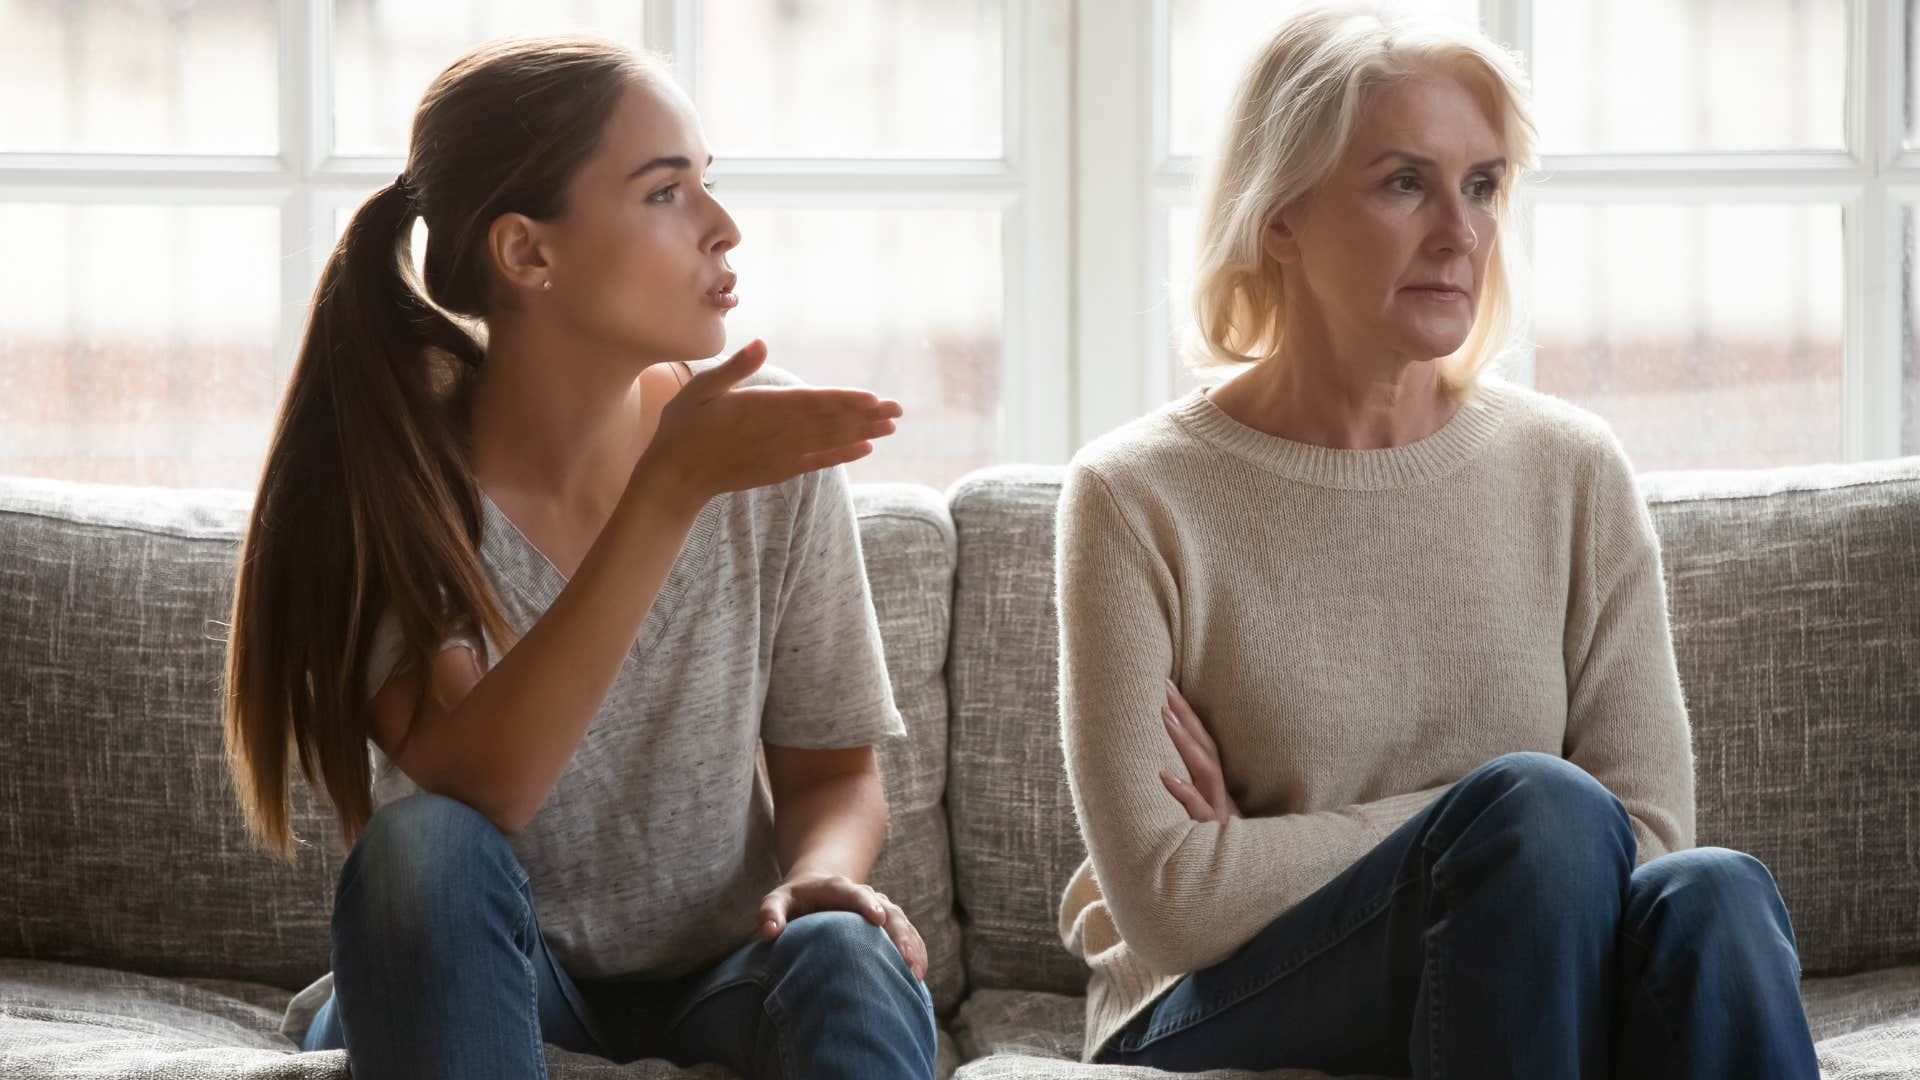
[950,974,1920,1079]
[952,1054,1348,1079]
[943,457,1920,996]
[0,959,729,1077]
[0,958,968,1078]
[946,468,1091,997]
[1804,967,1920,1043]
[0,477,963,1011]
[1638,457,1920,976]
[0,478,341,990]
[950,988,1391,1078]
[1816,1021,1920,1080]
[846,484,966,1016]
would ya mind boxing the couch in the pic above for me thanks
[2,455,1917,1078]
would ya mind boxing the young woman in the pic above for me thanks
[222,35,935,1080]
[1055,5,1820,1077]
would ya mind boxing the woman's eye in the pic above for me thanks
[1467,178,1497,200]
[1389,174,1421,193]
[648,184,678,204]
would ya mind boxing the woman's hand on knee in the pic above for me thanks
[757,873,928,982]
[1159,678,1241,823]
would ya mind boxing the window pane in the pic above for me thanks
[1,0,277,154]
[1167,203,1205,393]
[1908,207,1919,455]
[1168,0,1479,159]
[723,209,1002,486]
[1534,0,1845,154]
[695,0,1003,158]
[1533,203,1844,470]
[331,1,647,156]
[0,204,281,488]
[1910,0,1920,148]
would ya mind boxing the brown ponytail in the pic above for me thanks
[223,35,657,860]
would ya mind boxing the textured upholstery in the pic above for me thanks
[5,453,1919,1077]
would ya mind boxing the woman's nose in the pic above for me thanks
[706,195,741,256]
[1432,197,1477,256]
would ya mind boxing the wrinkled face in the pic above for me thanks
[530,79,741,362]
[1268,68,1505,365]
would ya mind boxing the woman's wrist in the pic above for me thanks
[625,450,707,521]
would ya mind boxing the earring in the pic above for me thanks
[542,279,552,291]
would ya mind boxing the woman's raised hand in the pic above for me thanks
[1159,678,1242,823]
[640,339,903,506]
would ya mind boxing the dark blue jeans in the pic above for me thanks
[301,793,937,1080]
[1095,751,1819,1078]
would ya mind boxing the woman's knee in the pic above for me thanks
[1443,752,1634,879]
[1625,847,1797,961]
[335,793,525,928]
[1459,753,1629,829]
[771,910,911,984]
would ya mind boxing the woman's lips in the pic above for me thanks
[1405,286,1467,302]
[706,288,738,310]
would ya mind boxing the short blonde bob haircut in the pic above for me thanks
[1186,3,1537,395]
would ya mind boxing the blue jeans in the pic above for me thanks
[301,793,937,1080]
[1095,751,1819,1079]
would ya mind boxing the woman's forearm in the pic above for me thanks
[771,765,889,882]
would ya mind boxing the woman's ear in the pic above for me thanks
[1261,209,1302,266]
[487,212,555,295]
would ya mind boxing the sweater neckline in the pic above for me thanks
[474,484,723,659]
[1168,375,1511,491]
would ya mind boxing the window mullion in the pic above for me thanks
[1002,0,1072,464]
[277,0,327,385]
[649,1,694,84]
[1843,0,1899,461]
[1072,0,1158,450]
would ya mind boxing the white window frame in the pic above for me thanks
[0,0,1074,470]
[2,0,1911,477]
[1074,0,1917,463]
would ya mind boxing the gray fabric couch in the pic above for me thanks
[2,456,1917,1079]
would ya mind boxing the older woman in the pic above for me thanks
[1054,5,1818,1076]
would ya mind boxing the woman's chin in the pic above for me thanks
[649,329,729,363]
[1403,325,1473,361]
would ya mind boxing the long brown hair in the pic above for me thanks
[224,35,653,860]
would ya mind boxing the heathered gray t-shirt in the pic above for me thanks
[283,361,904,1040]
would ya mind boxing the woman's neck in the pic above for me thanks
[466,320,653,519]
[1205,347,1457,451]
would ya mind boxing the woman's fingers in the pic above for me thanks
[797,443,875,473]
[1166,679,1217,752]
[764,878,925,982]
[1162,679,1240,820]
[1163,705,1220,790]
[877,895,928,982]
[1161,770,1217,822]
[757,891,790,940]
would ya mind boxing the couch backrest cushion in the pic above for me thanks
[943,457,1920,994]
[0,477,964,1008]
[945,467,1091,995]
[1639,457,1920,976]
[0,477,339,989]
[848,484,965,1014]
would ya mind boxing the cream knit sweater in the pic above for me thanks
[1054,374,1696,1061]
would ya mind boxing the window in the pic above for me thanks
[1124,0,1915,472]
[1,0,1913,488]
[2,0,1065,489]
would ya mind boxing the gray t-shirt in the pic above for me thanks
[283,361,904,1039]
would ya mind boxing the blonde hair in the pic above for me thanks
[1185,2,1537,394]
